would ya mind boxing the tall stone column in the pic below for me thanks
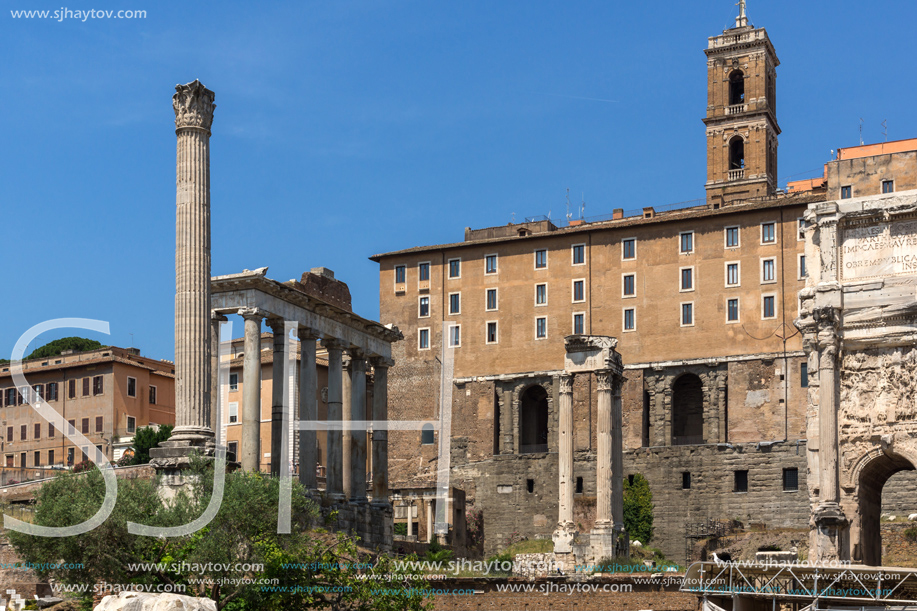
[426,499,434,543]
[552,374,575,553]
[371,358,391,506]
[167,79,216,448]
[210,313,226,437]
[341,353,353,498]
[350,351,368,502]
[322,339,345,499]
[298,327,319,489]
[268,319,286,476]
[240,308,263,472]
[595,370,613,528]
[611,384,625,533]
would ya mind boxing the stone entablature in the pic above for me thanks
[798,188,917,565]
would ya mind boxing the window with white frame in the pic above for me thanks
[127,377,137,398]
[882,180,894,194]
[762,294,777,319]
[535,317,547,339]
[486,288,498,311]
[448,292,461,315]
[725,226,740,248]
[572,279,585,303]
[395,265,406,284]
[761,222,776,244]
[798,254,807,279]
[761,257,776,283]
[681,302,694,327]
[726,262,740,286]
[418,262,430,282]
[622,273,636,297]
[679,231,694,254]
[418,328,430,350]
[573,313,585,335]
[797,218,806,241]
[623,308,636,331]
[572,244,586,265]
[680,267,694,291]
[486,321,498,344]
[727,298,740,322]
[622,238,636,260]
[535,249,547,269]
[418,296,430,318]
[127,416,136,434]
[448,258,461,279]
[485,254,498,274]
[449,325,461,347]
[229,373,239,391]
[535,283,547,306]
[841,185,852,199]
[229,402,239,423]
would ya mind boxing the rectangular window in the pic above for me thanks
[46,382,58,401]
[418,328,430,350]
[801,362,809,388]
[763,295,776,319]
[229,402,239,423]
[572,244,585,265]
[67,447,74,466]
[81,418,89,434]
[622,274,635,297]
[486,288,498,311]
[127,377,137,398]
[734,470,749,493]
[680,267,694,291]
[535,317,547,339]
[485,254,498,275]
[227,442,238,461]
[95,416,103,433]
[573,313,585,335]
[679,231,694,254]
[5,388,15,406]
[48,423,55,438]
[449,325,461,348]
[449,292,461,315]
[727,298,740,322]
[572,280,585,303]
[34,423,41,440]
[20,425,27,441]
[726,262,740,286]
[82,377,90,396]
[798,254,807,279]
[34,451,40,467]
[486,321,498,344]
[797,218,806,241]
[725,226,740,248]
[394,265,406,284]
[69,379,76,399]
[535,284,547,306]
[882,180,894,194]
[149,385,157,404]
[841,185,852,199]
[229,373,239,391]
[761,222,776,244]
[681,302,694,327]
[127,416,136,434]
[20,387,29,404]
[48,449,54,466]
[623,308,635,331]
[682,472,691,490]
[762,258,776,283]
[34,384,44,400]
[448,258,461,279]
[418,262,430,282]
[92,375,103,396]
[783,468,799,492]
[622,238,636,260]
[418,296,430,318]
[5,427,11,442]
[535,249,547,269]
[68,420,75,435]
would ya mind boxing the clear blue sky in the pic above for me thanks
[2,1,915,362]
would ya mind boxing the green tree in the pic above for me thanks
[623,473,654,544]
[25,337,103,360]
[128,425,174,465]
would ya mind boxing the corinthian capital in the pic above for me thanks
[173,80,216,132]
[559,374,574,396]
[596,371,612,392]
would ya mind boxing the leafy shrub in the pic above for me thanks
[904,527,917,542]
[624,473,654,544]
[394,522,408,536]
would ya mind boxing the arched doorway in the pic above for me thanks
[855,451,915,565]
[519,385,548,453]
[672,374,704,445]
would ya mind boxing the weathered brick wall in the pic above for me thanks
[882,471,917,516]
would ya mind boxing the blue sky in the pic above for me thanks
[2,1,915,362]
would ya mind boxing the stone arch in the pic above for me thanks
[672,373,704,445]
[519,384,549,453]
[728,135,745,170]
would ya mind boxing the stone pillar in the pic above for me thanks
[167,80,216,448]
[595,370,613,528]
[552,374,576,553]
[210,313,226,437]
[322,339,345,499]
[239,308,263,472]
[611,384,625,533]
[341,352,352,499]
[268,319,286,476]
[426,498,434,543]
[371,358,391,506]
[298,327,319,489]
[350,351,368,502]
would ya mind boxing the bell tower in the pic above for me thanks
[704,1,780,206]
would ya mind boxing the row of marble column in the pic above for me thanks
[555,370,624,543]
[212,308,389,505]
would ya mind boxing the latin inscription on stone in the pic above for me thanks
[841,220,917,281]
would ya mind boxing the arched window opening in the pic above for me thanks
[729,137,745,171]
[672,373,704,446]
[421,423,435,445]
[519,385,549,453]
[729,71,745,106]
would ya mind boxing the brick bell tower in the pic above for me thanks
[704,1,780,206]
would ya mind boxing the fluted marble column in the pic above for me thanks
[350,351,367,501]
[240,308,263,472]
[557,374,574,527]
[612,385,624,532]
[595,370,613,528]
[170,79,216,445]
[341,353,353,498]
[298,326,319,489]
[323,339,345,498]
[210,313,226,437]
[268,319,286,476]
[371,359,391,505]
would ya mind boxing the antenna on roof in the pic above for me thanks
[859,118,865,146]
[565,188,572,224]
[511,212,516,224]
[580,192,586,219]
[882,119,888,142]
